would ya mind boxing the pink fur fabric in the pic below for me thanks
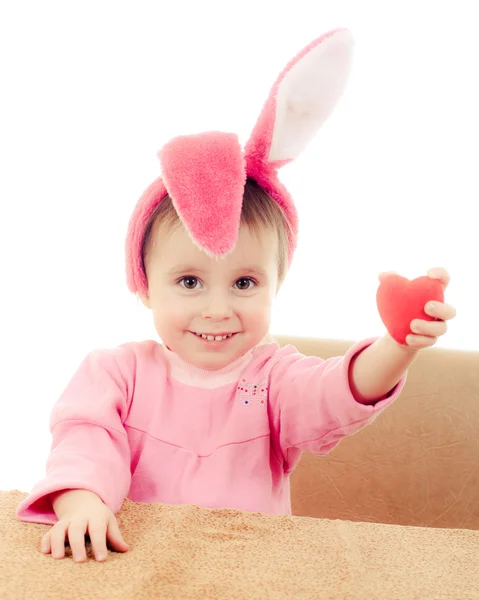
[159,132,246,259]
[125,176,168,298]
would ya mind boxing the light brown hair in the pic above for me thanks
[141,178,291,287]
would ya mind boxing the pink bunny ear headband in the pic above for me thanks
[125,28,354,297]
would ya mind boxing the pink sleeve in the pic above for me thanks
[268,338,407,471]
[16,349,132,525]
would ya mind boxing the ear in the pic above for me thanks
[137,292,151,309]
[244,29,354,168]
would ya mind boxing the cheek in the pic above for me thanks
[151,289,193,326]
[243,292,273,323]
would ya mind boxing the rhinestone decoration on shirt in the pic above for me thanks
[237,376,269,407]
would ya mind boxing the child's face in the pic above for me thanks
[140,221,279,369]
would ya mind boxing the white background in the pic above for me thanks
[1,1,477,492]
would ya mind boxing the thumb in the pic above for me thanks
[106,516,129,552]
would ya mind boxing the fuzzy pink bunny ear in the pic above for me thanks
[244,28,354,171]
[159,131,246,258]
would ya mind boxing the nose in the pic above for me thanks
[201,290,233,321]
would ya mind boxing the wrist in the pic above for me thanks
[51,489,102,517]
[382,331,419,358]
[349,333,417,404]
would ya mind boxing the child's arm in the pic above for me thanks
[16,348,132,525]
[268,337,408,467]
[348,333,419,405]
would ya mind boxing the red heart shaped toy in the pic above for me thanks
[376,274,444,345]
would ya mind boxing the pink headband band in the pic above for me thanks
[125,28,354,297]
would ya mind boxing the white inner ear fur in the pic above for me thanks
[268,30,354,163]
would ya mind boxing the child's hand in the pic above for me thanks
[405,267,457,349]
[41,489,129,563]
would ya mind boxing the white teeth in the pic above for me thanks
[195,332,232,341]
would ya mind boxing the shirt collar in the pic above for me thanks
[161,345,256,389]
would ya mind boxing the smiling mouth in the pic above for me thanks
[191,332,237,341]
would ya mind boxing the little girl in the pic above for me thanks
[16,29,456,564]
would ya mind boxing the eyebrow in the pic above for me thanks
[168,265,268,277]
[168,265,204,273]
[237,266,268,277]
[168,266,207,275]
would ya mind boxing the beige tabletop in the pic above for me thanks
[2,490,479,599]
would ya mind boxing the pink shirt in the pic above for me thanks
[16,338,406,525]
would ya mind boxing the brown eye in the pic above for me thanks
[235,278,255,291]
[180,277,199,290]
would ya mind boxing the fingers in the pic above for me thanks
[411,319,448,337]
[40,517,127,563]
[427,267,450,290]
[425,301,457,321]
[106,516,129,553]
[87,518,110,562]
[40,531,52,555]
[67,520,89,562]
[42,521,69,560]
[405,334,437,348]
